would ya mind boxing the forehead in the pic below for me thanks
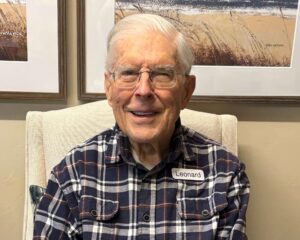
[114,31,177,67]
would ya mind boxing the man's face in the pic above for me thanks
[105,31,195,147]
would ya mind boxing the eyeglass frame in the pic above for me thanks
[108,65,188,90]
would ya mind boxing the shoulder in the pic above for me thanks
[181,125,231,153]
[51,126,117,186]
[181,125,243,174]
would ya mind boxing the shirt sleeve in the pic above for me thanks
[216,162,250,240]
[33,172,80,240]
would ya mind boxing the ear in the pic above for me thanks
[104,72,113,107]
[181,75,195,109]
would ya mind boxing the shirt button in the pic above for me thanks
[142,212,150,222]
[90,209,97,217]
[201,209,210,217]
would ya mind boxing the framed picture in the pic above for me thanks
[78,0,300,103]
[0,0,66,100]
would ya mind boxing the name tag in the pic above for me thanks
[172,168,204,181]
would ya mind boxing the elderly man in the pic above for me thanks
[34,14,250,239]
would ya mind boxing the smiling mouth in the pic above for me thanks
[131,111,156,116]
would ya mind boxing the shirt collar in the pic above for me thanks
[104,119,197,166]
[165,118,196,163]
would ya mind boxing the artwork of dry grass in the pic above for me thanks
[115,2,296,67]
[0,1,27,61]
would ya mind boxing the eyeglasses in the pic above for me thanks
[109,66,185,89]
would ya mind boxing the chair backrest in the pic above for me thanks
[23,100,237,240]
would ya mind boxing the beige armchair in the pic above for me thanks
[23,100,238,240]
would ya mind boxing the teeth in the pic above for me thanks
[132,111,154,116]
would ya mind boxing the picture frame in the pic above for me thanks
[77,0,107,100]
[77,0,300,103]
[0,0,66,100]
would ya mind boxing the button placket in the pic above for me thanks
[137,181,151,221]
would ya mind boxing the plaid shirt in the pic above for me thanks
[34,121,250,240]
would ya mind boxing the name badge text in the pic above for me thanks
[172,168,205,181]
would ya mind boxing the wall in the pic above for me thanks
[0,1,300,239]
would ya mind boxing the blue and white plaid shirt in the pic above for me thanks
[34,121,250,239]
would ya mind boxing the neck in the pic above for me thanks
[130,141,169,168]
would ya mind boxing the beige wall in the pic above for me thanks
[0,1,300,239]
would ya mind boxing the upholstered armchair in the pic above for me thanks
[23,100,238,240]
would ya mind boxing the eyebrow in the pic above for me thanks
[117,64,176,70]
[115,65,138,70]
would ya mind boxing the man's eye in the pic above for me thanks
[121,69,138,76]
[153,70,173,78]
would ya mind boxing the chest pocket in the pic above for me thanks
[79,196,119,239]
[176,181,228,220]
[177,195,227,220]
[80,196,119,220]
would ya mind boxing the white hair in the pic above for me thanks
[105,14,194,74]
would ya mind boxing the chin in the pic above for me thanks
[127,129,159,144]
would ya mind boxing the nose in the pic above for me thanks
[134,71,154,98]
